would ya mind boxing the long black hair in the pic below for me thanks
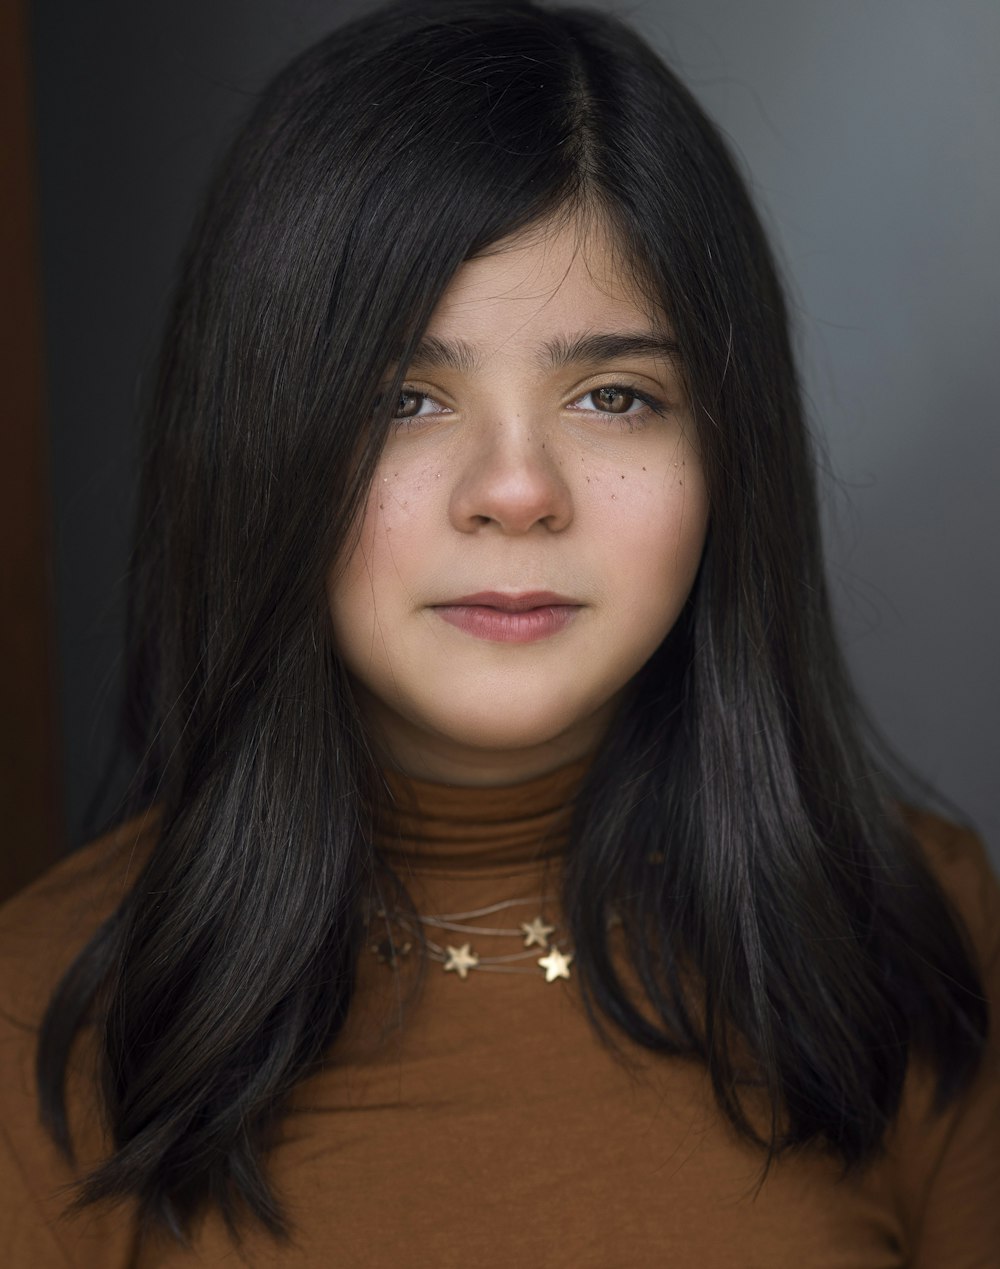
[37,0,989,1250]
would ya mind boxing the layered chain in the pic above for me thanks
[364,894,623,983]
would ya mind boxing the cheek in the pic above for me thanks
[597,458,709,600]
[660,463,710,565]
[326,466,435,639]
[325,487,383,656]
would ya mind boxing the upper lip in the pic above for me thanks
[433,591,580,611]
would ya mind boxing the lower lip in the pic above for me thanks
[433,605,580,643]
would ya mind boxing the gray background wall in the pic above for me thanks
[30,0,999,862]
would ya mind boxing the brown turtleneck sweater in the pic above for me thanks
[0,760,998,1267]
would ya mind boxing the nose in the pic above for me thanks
[448,421,574,535]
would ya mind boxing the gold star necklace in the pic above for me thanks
[365,895,603,983]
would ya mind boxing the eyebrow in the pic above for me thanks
[402,330,681,374]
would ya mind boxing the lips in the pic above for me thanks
[431,594,581,644]
[433,590,579,612]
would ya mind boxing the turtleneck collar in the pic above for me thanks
[374,754,593,875]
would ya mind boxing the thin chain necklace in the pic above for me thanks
[364,893,623,983]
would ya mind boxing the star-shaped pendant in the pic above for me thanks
[538,947,574,982]
[443,943,480,980]
[520,915,556,948]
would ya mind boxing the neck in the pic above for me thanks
[374,751,594,875]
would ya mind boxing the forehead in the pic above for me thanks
[422,215,667,351]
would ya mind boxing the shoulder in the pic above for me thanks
[898,803,1000,976]
[0,815,157,1268]
[884,811,1000,1257]
[0,811,160,1030]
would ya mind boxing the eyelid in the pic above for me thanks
[395,385,453,418]
[567,380,669,415]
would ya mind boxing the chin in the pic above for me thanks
[431,704,585,754]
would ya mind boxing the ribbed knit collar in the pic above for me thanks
[374,754,593,875]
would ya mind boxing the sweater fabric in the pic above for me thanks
[1,757,998,1267]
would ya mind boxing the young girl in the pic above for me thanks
[2,0,996,1264]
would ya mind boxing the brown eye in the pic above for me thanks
[591,386,636,414]
[569,383,666,431]
[394,389,424,418]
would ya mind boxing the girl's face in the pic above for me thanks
[327,216,709,785]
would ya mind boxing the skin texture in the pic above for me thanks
[327,216,709,786]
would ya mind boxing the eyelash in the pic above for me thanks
[387,382,668,433]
